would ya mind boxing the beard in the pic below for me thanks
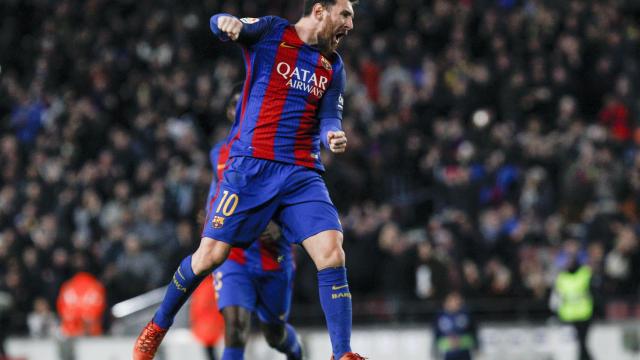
[317,19,338,56]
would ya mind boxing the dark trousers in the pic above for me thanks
[204,346,217,360]
[572,320,592,360]
[444,351,472,360]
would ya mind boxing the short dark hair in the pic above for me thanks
[302,0,358,17]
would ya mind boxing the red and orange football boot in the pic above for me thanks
[331,352,367,360]
[132,320,168,360]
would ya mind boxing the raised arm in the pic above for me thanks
[210,14,277,46]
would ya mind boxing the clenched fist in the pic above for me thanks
[327,131,347,153]
[217,16,243,41]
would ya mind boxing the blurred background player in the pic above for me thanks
[433,291,479,360]
[185,89,242,360]
[550,256,594,360]
[134,1,363,359]
[189,274,224,360]
[207,88,303,360]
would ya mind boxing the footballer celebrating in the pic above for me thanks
[133,1,363,359]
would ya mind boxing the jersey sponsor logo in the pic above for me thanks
[212,215,225,229]
[240,17,259,24]
[332,284,349,290]
[279,41,298,49]
[338,94,344,111]
[276,62,329,97]
[320,56,332,71]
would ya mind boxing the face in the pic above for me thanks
[444,293,463,312]
[317,0,355,55]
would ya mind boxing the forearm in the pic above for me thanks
[320,117,342,149]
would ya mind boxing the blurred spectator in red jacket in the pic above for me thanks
[56,271,106,337]
[190,274,224,360]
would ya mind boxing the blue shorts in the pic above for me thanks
[213,259,294,324]
[202,156,342,246]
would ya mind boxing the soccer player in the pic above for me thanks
[209,88,303,360]
[133,1,364,359]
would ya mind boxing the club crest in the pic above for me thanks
[320,56,332,71]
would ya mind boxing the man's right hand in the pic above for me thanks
[217,16,243,41]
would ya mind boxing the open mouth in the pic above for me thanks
[334,32,346,44]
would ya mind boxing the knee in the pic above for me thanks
[320,244,345,269]
[225,317,250,347]
[191,238,230,275]
[309,232,345,270]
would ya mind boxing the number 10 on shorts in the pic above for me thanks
[216,190,239,216]
[212,190,239,229]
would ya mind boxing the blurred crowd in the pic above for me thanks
[2,0,640,336]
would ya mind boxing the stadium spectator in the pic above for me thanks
[551,256,595,360]
[604,226,640,296]
[27,297,57,338]
[189,275,224,360]
[56,269,106,337]
[0,288,11,357]
[414,240,449,301]
[433,291,479,360]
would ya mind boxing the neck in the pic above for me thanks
[294,17,319,45]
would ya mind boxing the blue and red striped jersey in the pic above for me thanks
[210,14,346,171]
[206,140,293,272]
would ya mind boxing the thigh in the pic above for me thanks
[254,269,295,325]
[277,201,342,245]
[277,169,342,244]
[221,306,252,331]
[214,260,257,312]
[202,157,280,247]
[221,305,252,346]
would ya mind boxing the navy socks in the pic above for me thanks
[221,347,244,360]
[275,323,303,359]
[153,255,205,329]
[317,267,352,359]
